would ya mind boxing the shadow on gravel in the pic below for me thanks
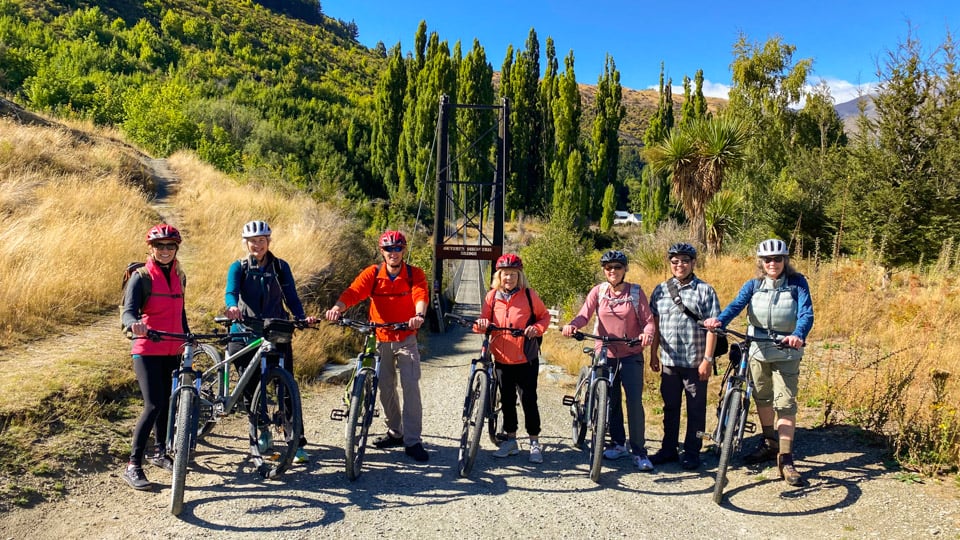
[709,425,889,515]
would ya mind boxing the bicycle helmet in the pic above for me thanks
[379,230,407,248]
[757,239,789,257]
[599,250,628,266]
[495,253,523,269]
[145,224,181,244]
[667,242,697,259]
[242,220,272,238]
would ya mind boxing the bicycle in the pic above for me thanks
[328,317,409,481]
[148,316,312,515]
[561,331,639,482]
[445,313,525,477]
[697,326,790,504]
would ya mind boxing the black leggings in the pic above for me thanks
[497,357,541,437]
[130,354,179,464]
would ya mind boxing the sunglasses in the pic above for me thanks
[603,264,624,271]
[669,258,692,266]
[382,245,404,253]
[762,256,784,263]
[153,243,178,251]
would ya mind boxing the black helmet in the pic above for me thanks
[600,250,628,265]
[667,243,697,259]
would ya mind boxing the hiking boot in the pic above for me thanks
[122,464,151,491]
[373,431,405,449]
[528,440,543,464]
[492,438,519,458]
[405,443,429,462]
[680,452,701,470]
[602,444,630,460]
[257,431,273,454]
[778,453,803,486]
[649,450,680,465]
[293,448,309,465]
[633,453,654,472]
[744,437,779,465]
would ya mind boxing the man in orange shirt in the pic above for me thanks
[325,231,430,462]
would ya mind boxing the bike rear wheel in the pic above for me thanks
[169,376,196,516]
[458,369,489,478]
[249,367,303,479]
[345,370,375,481]
[570,369,589,448]
[589,380,608,483]
[713,387,743,504]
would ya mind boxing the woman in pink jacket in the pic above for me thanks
[562,250,656,471]
[474,254,551,464]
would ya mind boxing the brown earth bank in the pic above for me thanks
[0,326,957,539]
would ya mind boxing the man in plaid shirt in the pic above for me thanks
[648,243,721,470]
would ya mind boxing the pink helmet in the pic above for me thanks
[145,224,181,244]
[495,253,523,269]
[379,230,407,248]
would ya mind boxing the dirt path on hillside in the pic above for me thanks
[1,322,958,539]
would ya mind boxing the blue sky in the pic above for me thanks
[322,0,959,105]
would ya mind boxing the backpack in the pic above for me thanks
[120,261,187,308]
[597,282,643,319]
[370,262,414,297]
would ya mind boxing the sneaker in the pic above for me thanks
[633,454,655,472]
[404,442,429,462]
[649,450,680,465]
[743,438,779,465]
[680,452,701,470]
[257,431,273,454]
[528,440,543,464]
[147,453,174,471]
[602,444,630,460]
[373,431,405,449]
[492,438,519,458]
[122,464,151,491]
[293,448,309,465]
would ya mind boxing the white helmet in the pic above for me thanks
[757,239,789,257]
[242,220,272,238]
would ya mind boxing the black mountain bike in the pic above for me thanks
[329,317,409,480]
[561,331,638,482]
[698,326,789,504]
[446,313,524,477]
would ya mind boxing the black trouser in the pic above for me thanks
[659,364,708,455]
[497,357,541,437]
[130,354,180,464]
[227,340,306,447]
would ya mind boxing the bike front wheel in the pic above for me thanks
[249,367,303,479]
[589,380,608,483]
[487,370,505,446]
[713,387,744,504]
[458,369,489,478]
[193,344,223,437]
[345,369,376,481]
[169,375,196,516]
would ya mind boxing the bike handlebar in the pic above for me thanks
[706,326,799,349]
[444,313,524,337]
[213,315,317,330]
[331,317,410,332]
[141,329,232,343]
[569,330,640,347]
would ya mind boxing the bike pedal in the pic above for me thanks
[744,421,756,433]
[373,409,380,418]
[329,409,346,421]
[561,395,575,406]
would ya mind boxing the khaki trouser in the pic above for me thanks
[376,334,423,446]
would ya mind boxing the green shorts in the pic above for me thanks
[749,357,801,415]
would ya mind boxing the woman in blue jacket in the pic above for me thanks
[704,239,813,486]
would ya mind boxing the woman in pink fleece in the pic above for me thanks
[562,250,656,471]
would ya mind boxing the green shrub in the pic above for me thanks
[521,219,595,310]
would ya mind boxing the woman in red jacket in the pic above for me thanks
[474,254,551,464]
[120,224,189,490]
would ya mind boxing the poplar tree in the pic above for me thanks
[456,39,495,211]
[639,63,674,232]
[551,50,584,227]
[540,37,559,206]
[371,43,407,197]
[589,54,625,219]
[506,29,544,215]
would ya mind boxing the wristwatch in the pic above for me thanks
[703,356,715,363]
[416,312,425,318]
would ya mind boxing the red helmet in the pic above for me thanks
[495,253,523,269]
[145,224,182,244]
[379,230,407,248]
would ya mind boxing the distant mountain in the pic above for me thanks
[835,94,876,134]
